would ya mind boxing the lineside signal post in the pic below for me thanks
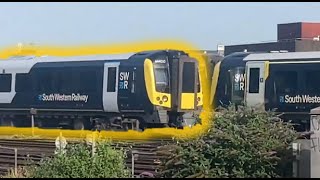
[55,132,67,154]
[86,132,97,157]
[30,108,37,136]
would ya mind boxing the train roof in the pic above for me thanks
[0,53,137,73]
[0,50,188,72]
[219,52,250,67]
[1,53,136,63]
[0,49,186,63]
[244,51,320,61]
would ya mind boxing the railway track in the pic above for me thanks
[0,138,174,178]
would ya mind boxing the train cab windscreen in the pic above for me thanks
[154,63,170,93]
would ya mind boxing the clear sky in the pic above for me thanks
[0,2,319,50]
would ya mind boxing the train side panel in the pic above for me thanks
[117,60,153,113]
[0,61,105,110]
[265,62,320,113]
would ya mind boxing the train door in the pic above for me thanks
[103,62,120,112]
[177,56,200,111]
[245,61,266,107]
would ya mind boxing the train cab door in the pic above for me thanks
[245,61,266,108]
[177,56,200,111]
[103,62,120,112]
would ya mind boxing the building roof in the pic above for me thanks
[244,51,320,61]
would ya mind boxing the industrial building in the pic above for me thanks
[224,22,320,56]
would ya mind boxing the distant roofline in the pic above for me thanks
[225,40,284,47]
[244,51,320,61]
[225,38,320,47]
[278,22,320,25]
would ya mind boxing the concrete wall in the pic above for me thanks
[295,40,320,52]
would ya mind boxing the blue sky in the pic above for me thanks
[0,2,319,50]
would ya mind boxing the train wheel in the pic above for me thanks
[73,119,85,130]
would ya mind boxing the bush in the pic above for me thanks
[157,105,298,178]
[1,167,30,178]
[25,141,131,178]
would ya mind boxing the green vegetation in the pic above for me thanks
[157,105,298,178]
[2,105,299,178]
[3,141,130,178]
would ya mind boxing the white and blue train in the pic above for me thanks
[211,51,320,131]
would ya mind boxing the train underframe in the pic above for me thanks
[0,109,187,131]
[278,112,311,132]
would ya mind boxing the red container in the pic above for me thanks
[301,22,320,39]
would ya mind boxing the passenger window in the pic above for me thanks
[107,67,116,92]
[248,68,260,93]
[16,73,30,92]
[305,71,320,93]
[78,69,97,92]
[274,71,297,94]
[0,74,12,92]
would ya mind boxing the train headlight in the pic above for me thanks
[162,95,168,102]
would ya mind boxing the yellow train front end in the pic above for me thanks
[143,50,202,128]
